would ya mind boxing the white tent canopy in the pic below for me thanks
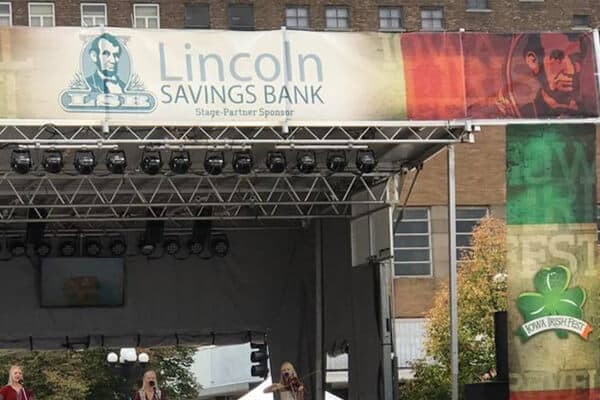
[238,376,344,400]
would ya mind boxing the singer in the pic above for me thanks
[0,365,35,400]
[132,370,166,400]
[263,362,304,400]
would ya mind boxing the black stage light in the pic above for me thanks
[35,242,51,257]
[141,243,155,256]
[60,239,76,257]
[266,151,286,173]
[74,150,96,175]
[169,151,192,174]
[11,150,32,174]
[356,149,378,174]
[326,151,347,173]
[189,240,204,255]
[296,151,316,174]
[42,150,63,174]
[85,239,102,256]
[10,241,26,257]
[204,152,225,175]
[232,151,253,174]
[140,151,163,175]
[106,150,128,174]
[110,238,127,256]
[210,233,229,257]
[164,238,180,255]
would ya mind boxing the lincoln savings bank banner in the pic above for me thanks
[507,124,600,399]
[0,28,597,125]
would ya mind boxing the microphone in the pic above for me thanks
[149,380,156,387]
[17,379,23,385]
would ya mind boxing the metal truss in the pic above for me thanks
[0,172,395,223]
[0,124,467,225]
[0,124,467,147]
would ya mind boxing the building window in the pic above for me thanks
[228,4,254,30]
[394,208,432,277]
[572,14,591,28]
[421,7,443,31]
[286,6,309,29]
[379,7,402,31]
[0,2,11,26]
[456,207,489,259]
[185,4,209,29]
[81,3,106,27]
[466,0,488,10]
[395,319,426,368]
[29,3,54,27]
[325,6,349,30]
[133,4,159,29]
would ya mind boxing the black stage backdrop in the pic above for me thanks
[0,220,382,400]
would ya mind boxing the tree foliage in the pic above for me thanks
[0,346,199,400]
[400,217,507,400]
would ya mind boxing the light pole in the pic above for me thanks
[107,348,150,400]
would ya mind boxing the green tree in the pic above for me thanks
[0,346,200,400]
[400,217,507,400]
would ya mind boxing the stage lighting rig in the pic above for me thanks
[42,150,63,174]
[356,149,377,174]
[85,239,102,256]
[60,239,76,257]
[326,151,347,173]
[233,151,253,174]
[140,150,163,175]
[266,151,286,173]
[35,242,51,257]
[110,238,127,256]
[204,152,225,175]
[169,151,192,174]
[11,150,32,174]
[106,150,127,174]
[210,233,229,257]
[296,151,316,174]
[74,150,96,175]
[164,238,180,255]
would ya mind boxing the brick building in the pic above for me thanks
[1,0,598,31]
[1,0,597,393]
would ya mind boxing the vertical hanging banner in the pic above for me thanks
[507,124,599,399]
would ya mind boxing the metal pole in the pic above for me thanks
[447,145,459,400]
[315,219,324,400]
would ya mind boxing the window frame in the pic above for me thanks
[378,6,403,32]
[572,14,591,29]
[227,3,255,31]
[133,3,160,29]
[80,2,107,27]
[456,206,489,260]
[420,7,444,31]
[466,0,490,11]
[28,2,55,27]
[184,3,210,29]
[393,208,433,278]
[285,5,309,30]
[0,2,12,26]
[325,6,350,31]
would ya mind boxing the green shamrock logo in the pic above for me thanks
[517,265,587,340]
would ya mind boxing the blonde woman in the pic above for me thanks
[132,370,165,400]
[264,361,304,400]
[0,365,35,400]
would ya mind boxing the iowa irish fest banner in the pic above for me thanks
[0,28,597,125]
[506,124,600,399]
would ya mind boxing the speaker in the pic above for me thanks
[494,311,508,382]
[464,382,508,400]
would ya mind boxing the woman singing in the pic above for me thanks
[264,361,304,400]
[132,370,166,400]
[0,365,35,400]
